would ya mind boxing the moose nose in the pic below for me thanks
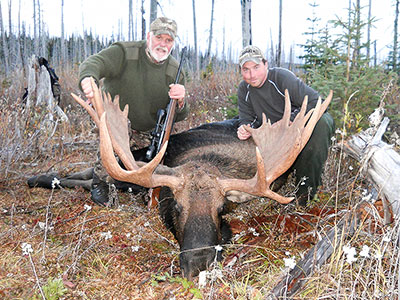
[180,215,221,279]
[180,247,219,279]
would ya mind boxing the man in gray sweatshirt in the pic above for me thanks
[236,45,335,205]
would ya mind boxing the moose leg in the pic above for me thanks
[64,167,94,180]
[59,178,92,190]
[27,168,94,190]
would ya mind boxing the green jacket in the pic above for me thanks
[78,40,188,131]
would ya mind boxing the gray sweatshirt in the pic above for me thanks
[238,67,320,127]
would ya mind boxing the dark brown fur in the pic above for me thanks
[133,119,256,278]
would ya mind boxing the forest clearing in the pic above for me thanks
[1,0,400,299]
[0,63,399,299]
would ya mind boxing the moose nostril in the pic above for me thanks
[180,248,217,279]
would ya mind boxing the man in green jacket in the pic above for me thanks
[79,17,189,206]
[236,45,334,206]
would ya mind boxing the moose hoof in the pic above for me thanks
[27,173,60,189]
[90,175,110,206]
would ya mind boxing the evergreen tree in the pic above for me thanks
[299,3,397,133]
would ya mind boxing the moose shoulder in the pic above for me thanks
[71,78,332,279]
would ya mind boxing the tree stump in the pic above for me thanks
[26,55,68,122]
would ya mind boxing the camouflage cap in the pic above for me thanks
[238,45,265,67]
[150,17,177,39]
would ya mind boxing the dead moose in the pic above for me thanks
[71,78,332,279]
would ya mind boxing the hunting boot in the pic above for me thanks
[90,171,110,206]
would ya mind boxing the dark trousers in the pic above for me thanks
[289,112,335,198]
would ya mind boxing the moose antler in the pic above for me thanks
[218,89,333,204]
[71,78,183,190]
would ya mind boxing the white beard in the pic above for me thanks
[148,38,172,63]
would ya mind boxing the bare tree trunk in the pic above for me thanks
[345,0,351,97]
[141,0,146,40]
[277,0,282,67]
[352,0,361,67]
[269,29,275,66]
[288,45,293,70]
[7,0,11,36]
[0,1,10,74]
[7,0,13,69]
[33,0,39,54]
[38,0,42,56]
[118,18,122,41]
[192,0,199,74]
[393,0,399,72]
[222,25,226,61]
[206,0,215,59]
[129,0,134,40]
[38,1,47,58]
[366,0,372,62]
[16,0,22,68]
[135,0,139,40]
[241,0,252,47]
[81,1,88,59]
[61,0,65,64]
[149,0,157,24]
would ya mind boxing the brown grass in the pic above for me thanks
[0,68,399,299]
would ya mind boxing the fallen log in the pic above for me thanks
[343,116,400,219]
[267,109,399,298]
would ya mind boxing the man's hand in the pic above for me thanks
[169,84,185,108]
[81,77,95,103]
[237,124,252,140]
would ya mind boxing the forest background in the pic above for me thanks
[0,0,400,299]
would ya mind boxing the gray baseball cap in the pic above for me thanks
[150,17,177,39]
[239,45,265,67]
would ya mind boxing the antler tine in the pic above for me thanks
[99,113,182,189]
[281,89,294,126]
[82,79,137,171]
[70,77,110,128]
[293,90,333,149]
[72,78,183,191]
[218,90,333,204]
[90,79,105,118]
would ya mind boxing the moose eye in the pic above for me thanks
[217,204,226,215]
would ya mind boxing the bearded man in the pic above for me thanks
[78,17,188,206]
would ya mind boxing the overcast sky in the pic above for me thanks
[1,0,395,61]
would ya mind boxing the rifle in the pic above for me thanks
[145,46,187,161]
